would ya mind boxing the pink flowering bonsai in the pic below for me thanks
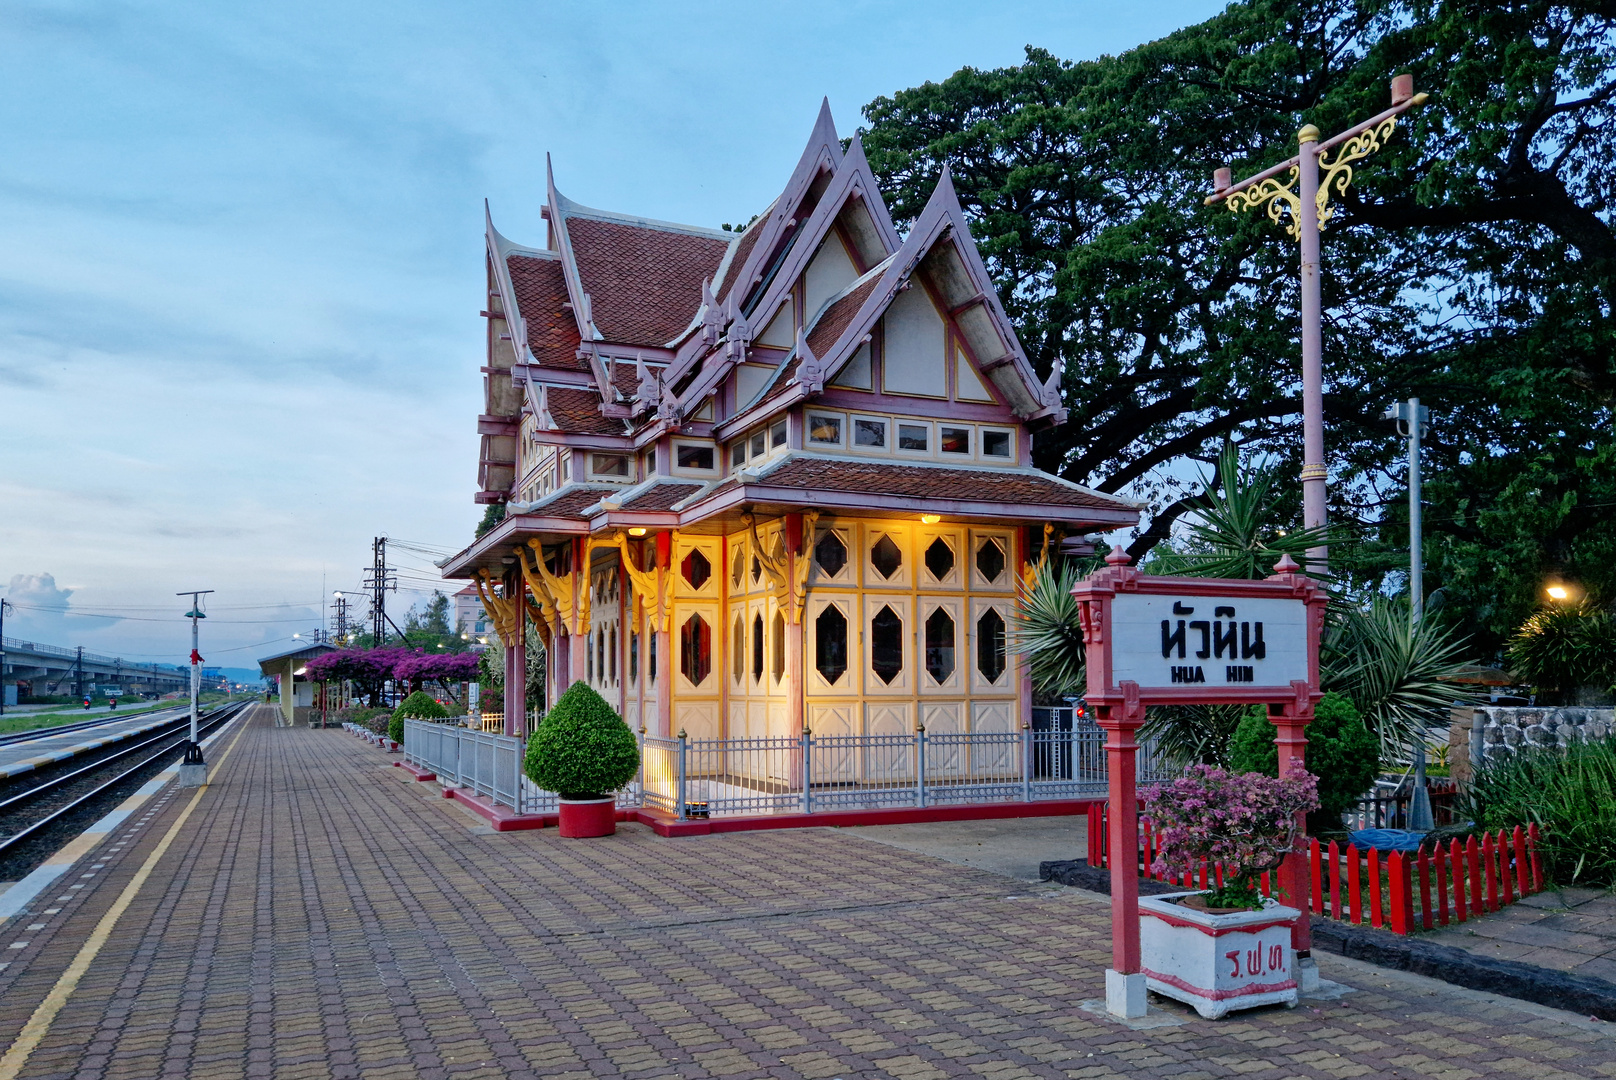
[1141,764,1320,911]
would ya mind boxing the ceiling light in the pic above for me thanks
[629,527,648,537]
[920,514,941,524]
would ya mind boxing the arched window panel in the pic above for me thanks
[751,611,765,683]
[922,602,959,690]
[863,596,911,694]
[731,613,744,685]
[810,599,851,693]
[971,600,1010,691]
[771,609,786,684]
[730,541,747,591]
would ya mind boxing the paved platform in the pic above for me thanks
[0,707,188,777]
[1424,882,1616,981]
[0,706,1612,1079]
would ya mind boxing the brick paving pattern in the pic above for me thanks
[0,704,1612,1078]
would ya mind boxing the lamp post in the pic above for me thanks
[0,598,11,716]
[1207,74,1430,574]
[177,589,213,787]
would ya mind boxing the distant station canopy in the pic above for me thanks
[440,100,1141,742]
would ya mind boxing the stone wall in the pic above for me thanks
[1450,707,1616,784]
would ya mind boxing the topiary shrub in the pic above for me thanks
[1228,691,1380,835]
[524,682,639,800]
[391,690,448,743]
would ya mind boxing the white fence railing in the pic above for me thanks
[393,707,1168,821]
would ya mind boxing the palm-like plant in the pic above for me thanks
[1506,601,1616,703]
[1321,597,1479,760]
[1012,558,1088,699]
[1166,443,1332,580]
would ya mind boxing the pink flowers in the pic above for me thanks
[1142,764,1320,897]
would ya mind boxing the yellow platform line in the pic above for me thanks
[0,720,252,1080]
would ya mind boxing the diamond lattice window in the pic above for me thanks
[871,535,902,580]
[924,537,955,581]
[975,538,1005,583]
[814,532,847,576]
[681,549,711,589]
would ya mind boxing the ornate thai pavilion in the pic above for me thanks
[441,101,1139,741]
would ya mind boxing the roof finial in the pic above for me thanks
[1041,356,1065,407]
[795,324,823,395]
[634,353,657,413]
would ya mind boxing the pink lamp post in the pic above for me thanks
[1206,73,1429,570]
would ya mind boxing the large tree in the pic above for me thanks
[860,0,1616,657]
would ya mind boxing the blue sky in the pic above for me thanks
[0,0,1226,666]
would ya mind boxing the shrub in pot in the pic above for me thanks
[1136,764,1319,1019]
[524,682,639,837]
[391,690,448,744]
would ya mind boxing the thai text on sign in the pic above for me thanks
[1108,594,1308,691]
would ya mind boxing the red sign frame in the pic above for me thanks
[1071,548,1328,1008]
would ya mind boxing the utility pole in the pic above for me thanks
[331,592,349,644]
[364,538,397,646]
[0,598,11,716]
[1207,74,1429,575]
[74,646,85,703]
[178,590,213,786]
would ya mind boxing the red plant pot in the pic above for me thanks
[557,797,617,838]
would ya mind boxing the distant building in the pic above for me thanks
[453,585,489,643]
[257,641,338,725]
[442,103,1139,737]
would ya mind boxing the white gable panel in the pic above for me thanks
[832,343,872,389]
[758,296,794,348]
[803,234,859,323]
[955,345,996,402]
[882,286,947,398]
[734,363,773,408]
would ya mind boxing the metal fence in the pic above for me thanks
[402,707,1166,822]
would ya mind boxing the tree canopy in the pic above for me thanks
[860,0,1616,657]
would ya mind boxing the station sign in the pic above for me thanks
[1072,549,1327,711]
[1109,594,1309,691]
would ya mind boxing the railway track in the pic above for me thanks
[0,704,190,749]
[0,700,250,880]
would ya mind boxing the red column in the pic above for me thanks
[1270,680,1312,953]
[1099,687,1145,975]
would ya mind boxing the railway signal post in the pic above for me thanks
[178,589,213,787]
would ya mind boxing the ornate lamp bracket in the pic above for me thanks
[1224,164,1303,238]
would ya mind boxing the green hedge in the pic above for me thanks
[524,682,639,800]
[391,690,448,742]
[1228,691,1380,834]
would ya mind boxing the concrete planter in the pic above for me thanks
[557,797,617,838]
[1139,891,1300,1019]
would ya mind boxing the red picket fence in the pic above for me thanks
[1086,803,1544,935]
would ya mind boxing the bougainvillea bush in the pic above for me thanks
[1141,764,1320,910]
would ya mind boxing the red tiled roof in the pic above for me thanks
[525,486,610,521]
[620,483,701,511]
[714,225,762,305]
[806,274,879,357]
[507,256,585,370]
[547,387,624,436]
[752,458,1132,511]
[567,218,728,347]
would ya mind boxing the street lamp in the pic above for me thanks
[1208,73,1429,573]
[177,589,213,787]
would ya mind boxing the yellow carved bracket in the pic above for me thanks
[744,512,788,597]
[613,532,667,634]
[1224,165,1303,238]
[473,570,519,648]
[523,539,578,634]
[1316,115,1397,228]
[1021,522,1057,591]
[514,547,560,635]
[787,511,820,625]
